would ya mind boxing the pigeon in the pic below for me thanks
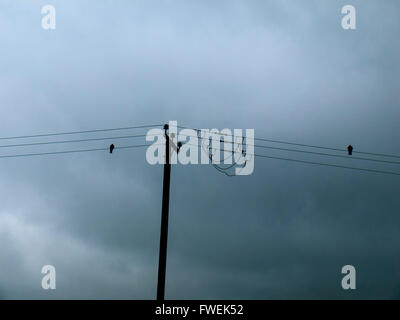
[347,145,353,155]
[109,144,115,154]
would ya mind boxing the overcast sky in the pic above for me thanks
[0,0,400,299]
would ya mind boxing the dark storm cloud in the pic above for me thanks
[0,0,399,299]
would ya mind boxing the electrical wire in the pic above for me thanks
[191,143,400,177]
[254,144,400,165]
[254,153,400,176]
[177,125,400,160]
[1,124,398,165]
[0,134,148,149]
[0,122,398,176]
[0,144,153,159]
[173,131,400,165]
[0,124,163,141]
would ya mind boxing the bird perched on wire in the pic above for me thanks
[347,145,353,155]
[109,144,115,154]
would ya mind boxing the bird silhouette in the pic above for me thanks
[109,144,115,154]
[347,145,353,155]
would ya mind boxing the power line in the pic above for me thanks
[2,122,399,163]
[0,144,153,159]
[0,124,162,141]
[0,134,148,149]
[2,130,398,167]
[253,137,400,159]
[254,153,400,176]
[0,136,398,176]
[254,144,400,165]
[198,144,400,177]
[175,131,400,165]
[177,125,400,160]
[150,134,400,176]
[0,122,398,176]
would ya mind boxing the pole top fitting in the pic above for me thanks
[177,141,182,153]
[163,124,169,131]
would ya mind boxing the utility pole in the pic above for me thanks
[156,123,182,300]
[157,124,172,301]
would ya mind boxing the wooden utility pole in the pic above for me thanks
[156,124,172,301]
